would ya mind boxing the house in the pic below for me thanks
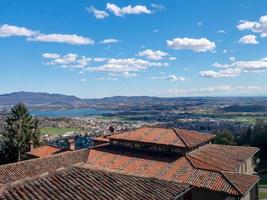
[23,139,76,159]
[0,127,259,200]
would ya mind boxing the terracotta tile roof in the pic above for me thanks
[83,145,257,196]
[222,172,259,195]
[188,144,259,172]
[108,127,215,149]
[25,145,65,158]
[0,149,89,184]
[0,167,190,200]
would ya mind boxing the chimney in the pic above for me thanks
[29,140,34,152]
[68,139,75,151]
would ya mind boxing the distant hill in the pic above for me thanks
[0,92,86,107]
[0,91,267,112]
[222,105,267,112]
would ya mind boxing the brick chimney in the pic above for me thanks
[68,139,75,151]
[29,140,34,151]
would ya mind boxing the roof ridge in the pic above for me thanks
[187,155,224,172]
[172,128,189,148]
[185,155,242,196]
[221,171,243,196]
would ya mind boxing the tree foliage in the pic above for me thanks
[1,103,40,163]
[213,129,236,145]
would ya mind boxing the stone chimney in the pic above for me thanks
[29,140,34,152]
[68,139,75,151]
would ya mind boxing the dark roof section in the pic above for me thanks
[25,145,66,158]
[108,127,215,149]
[188,144,259,172]
[0,149,89,184]
[0,167,190,200]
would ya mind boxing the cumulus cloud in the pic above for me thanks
[199,68,241,78]
[43,52,170,77]
[42,53,60,59]
[99,38,119,44]
[138,49,168,60]
[87,58,168,76]
[238,34,258,44]
[0,24,37,37]
[200,56,267,78]
[149,74,185,81]
[166,37,216,52]
[106,2,152,16]
[28,33,94,45]
[237,15,267,37]
[165,85,267,96]
[86,6,109,19]
[43,53,91,69]
[0,24,94,45]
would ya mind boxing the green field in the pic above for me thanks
[259,191,267,199]
[40,127,82,136]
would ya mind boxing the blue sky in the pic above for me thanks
[0,0,267,98]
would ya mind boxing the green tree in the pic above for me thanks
[3,103,40,162]
[213,129,236,145]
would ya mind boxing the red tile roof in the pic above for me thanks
[26,145,65,158]
[83,145,258,196]
[0,149,89,184]
[0,167,190,200]
[108,127,215,149]
[188,144,259,172]
[222,172,259,195]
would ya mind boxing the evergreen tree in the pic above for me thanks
[3,103,40,162]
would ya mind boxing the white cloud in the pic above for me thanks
[99,38,119,44]
[222,49,227,54]
[153,29,159,33]
[106,2,152,16]
[165,85,267,96]
[150,74,185,81]
[138,49,168,60]
[28,33,94,45]
[229,57,236,62]
[0,24,37,37]
[166,37,216,52]
[169,57,177,60]
[0,24,94,45]
[87,6,109,19]
[237,15,267,37]
[150,4,166,12]
[42,53,60,59]
[238,34,258,44]
[94,57,108,62]
[43,53,91,68]
[92,77,118,81]
[87,58,168,76]
[200,56,267,78]
[199,68,241,78]
[217,30,226,34]
[80,78,87,82]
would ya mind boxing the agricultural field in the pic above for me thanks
[40,127,83,136]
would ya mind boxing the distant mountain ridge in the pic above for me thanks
[0,91,83,105]
[0,91,267,112]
